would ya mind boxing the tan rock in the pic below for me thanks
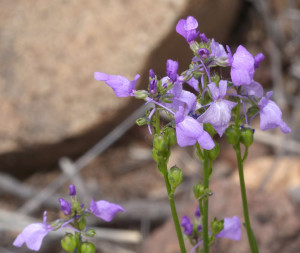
[231,156,300,191]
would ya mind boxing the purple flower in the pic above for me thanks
[181,216,193,236]
[176,16,200,43]
[254,52,265,69]
[89,198,125,222]
[200,33,208,43]
[258,91,291,133]
[230,45,255,86]
[149,69,155,78]
[59,198,72,216]
[186,77,199,92]
[94,72,140,97]
[198,81,237,137]
[198,48,210,59]
[195,206,201,218]
[242,81,264,98]
[210,39,228,66]
[216,216,241,241]
[175,107,215,149]
[69,184,76,196]
[13,211,53,251]
[166,59,179,82]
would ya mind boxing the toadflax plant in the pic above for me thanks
[94,15,290,253]
[14,15,291,253]
[13,185,125,252]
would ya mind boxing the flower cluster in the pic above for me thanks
[95,16,290,148]
[13,185,125,252]
[180,206,241,252]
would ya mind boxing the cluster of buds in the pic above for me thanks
[13,185,125,252]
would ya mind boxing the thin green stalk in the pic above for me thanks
[234,143,259,253]
[202,149,210,253]
[159,162,187,253]
[153,109,186,253]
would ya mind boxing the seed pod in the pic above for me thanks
[208,142,220,161]
[225,126,240,145]
[61,234,76,253]
[81,242,96,253]
[168,166,183,189]
[193,183,205,199]
[240,128,254,147]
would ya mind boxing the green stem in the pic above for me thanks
[234,143,259,253]
[201,149,210,253]
[159,162,187,253]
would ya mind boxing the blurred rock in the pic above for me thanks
[0,0,242,176]
[231,155,300,192]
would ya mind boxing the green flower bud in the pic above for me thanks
[134,90,148,99]
[211,218,224,235]
[225,126,240,145]
[81,242,96,253]
[77,216,87,231]
[211,74,220,85]
[168,166,183,189]
[136,117,148,126]
[208,142,220,161]
[165,127,177,147]
[153,134,168,153]
[61,234,77,253]
[85,229,96,237]
[240,128,254,147]
[193,183,205,199]
[152,148,160,163]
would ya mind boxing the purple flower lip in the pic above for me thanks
[13,211,53,251]
[69,184,76,196]
[89,198,125,222]
[176,16,199,43]
[94,72,140,97]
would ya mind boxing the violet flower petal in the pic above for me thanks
[198,100,237,137]
[59,198,72,216]
[186,77,199,92]
[89,198,125,222]
[258,99,291,133]
[94,72,140,97]
[242,81,264,98]
[166,59,179,82]
[230,45,255,86]
[13,211,52,251]
[181,216,193,236]
[216,216,242,241]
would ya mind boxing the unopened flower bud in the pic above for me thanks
[211,218,224,235]
[194,183,205,199]
[80,242,96,253]
[134,90,148,99]
[136,117,148,126]
[240,128,254,147]
[59,198,71,216]
[208,142,220,161]
[168,166,183,189]
[149,69,155,78]
[165,127,177,147]
[77,216,87,231]
[69,185,76,196]
[200,33,208,43]
[153,134,168,153]
[85,229,96,237]
[61,234,77,253]
[225,126,240,145]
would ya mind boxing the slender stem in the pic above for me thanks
[234,143,259,253]
[159,162,187,253]
[201,149,210,253]
[153,109,186,253]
